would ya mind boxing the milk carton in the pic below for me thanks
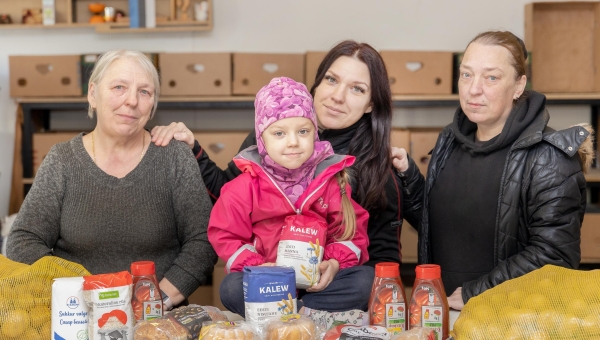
[52,277,90,340]
[243,266,296,327]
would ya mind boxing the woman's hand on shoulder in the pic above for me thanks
[151,122,195,149]
[306,259,340,293]
[391,146,409,173]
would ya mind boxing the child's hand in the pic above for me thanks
[306,259,339,293]
[260,262,276,266]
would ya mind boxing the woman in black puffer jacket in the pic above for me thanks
[421,31,594,310]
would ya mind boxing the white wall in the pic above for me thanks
[0,0,591,216]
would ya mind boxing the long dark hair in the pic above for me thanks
[310,40,392,211]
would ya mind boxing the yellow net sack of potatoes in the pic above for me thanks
[451,265,600,340]
[0,255,90,339]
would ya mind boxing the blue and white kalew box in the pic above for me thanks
[52,277,89,340]
[243,266,297,327]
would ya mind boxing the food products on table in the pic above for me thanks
[199,320,258,339]
[243,266,297,327]
[131,261,163,321]
[0,255,90,339]
[83,271,134,340]
[408,265,448,340]
[52,277,90,340]
[133,305,228,340]
[390,326,435,339]
[263,314,318,340]
[323,324,390,340]
[276,215,327,289]
[369,262,407,334]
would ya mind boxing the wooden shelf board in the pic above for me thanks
[586,168,600,183]
[16,96,256,104]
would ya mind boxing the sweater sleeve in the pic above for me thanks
[7,146,64,264]
[462,146,585,302]
[164,144,218,298]
[323,179,370,269]
[192,131,257,203]
[208,176,265,273]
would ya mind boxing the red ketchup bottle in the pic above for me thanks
[368,262,407,335]
[131,261,163,321]
[409,264,449,340]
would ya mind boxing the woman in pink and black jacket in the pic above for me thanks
[208,77,372,317]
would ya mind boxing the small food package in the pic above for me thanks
[134,305,228,340]
[83,271,133,340]
[276,215,327,289]
[323,325,391,340]
[199,320,259,339]
[243,266,297,328]
[390,327,435,340]
[263,314,321,340]
[52,277,90,340]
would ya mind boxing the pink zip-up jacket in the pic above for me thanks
[208,146,370,273]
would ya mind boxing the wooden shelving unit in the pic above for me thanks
[0,0,212,33]
[9,93,600,214]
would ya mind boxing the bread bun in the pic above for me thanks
[199,321,257,340]
[264,314,316,340]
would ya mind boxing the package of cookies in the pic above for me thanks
[263,314,321,340]
[133,305,228,340]
[199,321,259,340]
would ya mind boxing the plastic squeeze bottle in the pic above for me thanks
[131,261,163,321]
[409,264,449,340]
[368,262,407,334]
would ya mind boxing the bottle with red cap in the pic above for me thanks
[408,264,449,340]
[131,261,163,321]
[368,262,407,334]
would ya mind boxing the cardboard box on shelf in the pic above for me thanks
[525,2,600,93]
[33,133,79,175]
[212,259,227,311]
[380,51,453,95]
[305,51,328,91]
[187,284,213,306]
[391,128,410,150]
[159,53,232,96]
[409,129,442,176]
[400,222,418,263]
[193,131,251,169]
[581,213,600,263]
[232,53,304,95]
[10,55,82,97]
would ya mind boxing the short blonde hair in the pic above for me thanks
[87,50,160,118]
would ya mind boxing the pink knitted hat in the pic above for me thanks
[254,77,333,204]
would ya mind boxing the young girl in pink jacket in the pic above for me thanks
[208,77,373,317]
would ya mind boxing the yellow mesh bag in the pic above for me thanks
[0,255,90,339]
[451,265,600,340]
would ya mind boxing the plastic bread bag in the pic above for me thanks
[133,304,228,340]
[83,271,134,340]
[199,320,259,339]
[262,314,323,340]
[323,325,390,340]
[390,327,435,340]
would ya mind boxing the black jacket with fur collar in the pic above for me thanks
[419,91,592,302]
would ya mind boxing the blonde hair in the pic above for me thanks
[87,50,160,118]
[335,170,357,241]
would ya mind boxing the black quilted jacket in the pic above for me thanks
[419,92,589,302]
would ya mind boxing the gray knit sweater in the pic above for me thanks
[7,133,217,297]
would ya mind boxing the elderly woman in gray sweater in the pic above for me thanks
[7,50,216,309]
